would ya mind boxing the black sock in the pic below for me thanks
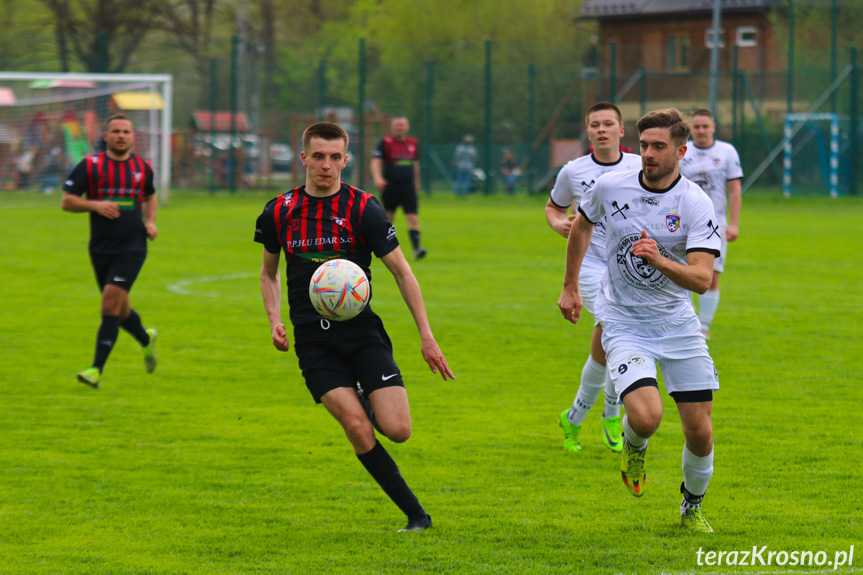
[357,440,424,518]
[121,309,150,347]
[409,229,421,252]
[92,315,120,371]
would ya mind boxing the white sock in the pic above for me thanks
[621,413,647,449]
[681,445,714,511]
[698,289,720,330]
[568,355,605,425]
[601,369,620,419]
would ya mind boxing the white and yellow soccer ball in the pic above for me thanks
[309,259,370,321]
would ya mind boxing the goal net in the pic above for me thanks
[0,72,172,202]
[783,113,841,198]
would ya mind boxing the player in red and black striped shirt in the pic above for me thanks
[257,122,453,532]
[61,114,158,389]
[370,116,427,260]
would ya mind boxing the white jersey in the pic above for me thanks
[550,152,642,261]
[679,140,743,223]
[579,170,721,325]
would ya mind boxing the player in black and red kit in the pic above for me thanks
[61,114,158,389]
[256,122,453,532]
[370,116,427,259]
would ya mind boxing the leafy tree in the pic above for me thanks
[37,0,163,73]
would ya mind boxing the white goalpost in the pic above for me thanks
[0,72,173,203]
[783,112,839,198]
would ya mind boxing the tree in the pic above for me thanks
[38,0,163,73]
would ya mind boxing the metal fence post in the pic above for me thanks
[230,34,238,194]
[483,39,492,195]
[527,63,535,194]
[318,60,326,121]
[209,57,217,193]
[424,60,433,195]
[358,38,366,190]
[850,45,858,197]
[732,45,739,148]
[787,0,794,116]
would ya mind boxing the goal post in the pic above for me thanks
[783,112,839,198]
[0,72,173,203]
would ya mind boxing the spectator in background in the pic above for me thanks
[452,135,478,196]
[15,148,35,189]
[500,149,520,194]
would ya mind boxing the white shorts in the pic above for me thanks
[712,224,726,273]
[601,315,719,397]
[578,256,606,319]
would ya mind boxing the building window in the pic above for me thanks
[667,35,690,71]
[736,26,758,47]
[705,27,725,48]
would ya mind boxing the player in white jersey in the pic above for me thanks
[558,109,721,533]
[546,102,641,454]
[679,108,743,339]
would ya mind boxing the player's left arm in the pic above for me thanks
[631,230,714,294]
[141,193,158,240]
[380,247,454,381]
[726,178,742,242]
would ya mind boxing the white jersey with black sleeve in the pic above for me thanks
[679,140,743,225]
[549,152,642,262]
[578,170,722,325]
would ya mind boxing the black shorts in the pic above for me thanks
[293,314,404,403]
[90,252,146,292]
[381,183,418,215]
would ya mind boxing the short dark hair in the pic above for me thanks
[585,102,623,127]
[636,108,691,147]
[103,113,133,132]
[692,108,713,120]
[303,122,349,151]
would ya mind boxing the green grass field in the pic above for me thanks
[1,188,861,575]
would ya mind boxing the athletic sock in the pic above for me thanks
[621,413,648,449]
[120,309,150,347]
[92,315,120,371]
[698,289,720,330]
[357,440,424,518]
[681,445,714,510]
[408,229,421,252]
[601,370,620,419]
[568,355,605,425]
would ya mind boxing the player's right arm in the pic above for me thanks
[546,164,579,238]
[558,213,594,324]
[370,140,386,191]
[260,248,289,352]
[60,161,120,218]
[545,199,577,238]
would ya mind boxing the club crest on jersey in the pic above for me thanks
[713,157,722,167]
[283,192,294,205]
[331,216,346,227]
[133,172,142,183]
[616,233,672,291]
[666,212,681,232]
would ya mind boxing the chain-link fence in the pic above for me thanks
[2,29,860,196]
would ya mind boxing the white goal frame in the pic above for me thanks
[0,71,173,203]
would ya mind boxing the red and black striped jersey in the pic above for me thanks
[255,183,399,325]
[373,135,419,185]
[63,152,155,255]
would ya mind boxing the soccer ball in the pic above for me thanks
[309,259,370,321]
